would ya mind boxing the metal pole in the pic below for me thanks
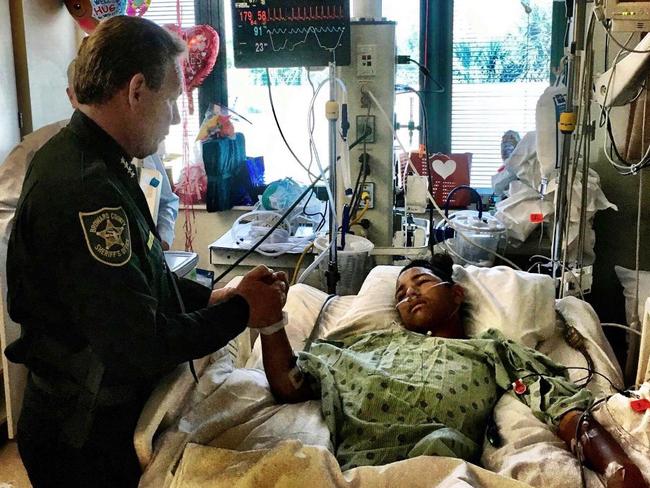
[326,61,340,294]
[551,0,585,295]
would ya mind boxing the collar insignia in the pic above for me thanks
[120,158,136,179]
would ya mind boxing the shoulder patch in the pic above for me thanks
[78,207,132,267]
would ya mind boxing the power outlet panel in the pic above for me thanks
[360,182,375,209]
[357,44,376,77]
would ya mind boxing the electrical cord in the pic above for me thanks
[265,68,319,181]
[404,57,445,93]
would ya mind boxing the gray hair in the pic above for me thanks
[74,16,185,105]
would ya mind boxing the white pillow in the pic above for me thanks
[614,266,650,326]
[246,264,557,368]
[330,265,556,348]
[457,265,556,347]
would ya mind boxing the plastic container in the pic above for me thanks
[164,251,199,277]
[314,234,374,295]
[445,210,506,267]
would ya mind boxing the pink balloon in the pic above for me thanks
[126,0,151,16]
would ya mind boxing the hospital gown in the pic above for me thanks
[297,328,592,470]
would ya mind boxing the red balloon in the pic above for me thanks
[64,0,100,34]
[165,25,219,114]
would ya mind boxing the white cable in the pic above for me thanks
[601,323,643,337]
[296,236,333,284]
[231,210,314,257]
[364,88,523,271]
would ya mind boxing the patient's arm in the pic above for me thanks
[558,410,648,488]
[261,328,315,404]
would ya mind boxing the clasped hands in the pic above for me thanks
[209,265,288,328]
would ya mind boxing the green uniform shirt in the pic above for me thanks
[298,328,592,470]
[6,110,249,408]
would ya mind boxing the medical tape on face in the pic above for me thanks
[395,281,451,309]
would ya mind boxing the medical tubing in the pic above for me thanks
[364,88,522,271]
[213,171,327,285]
[265,68,319,181]
[308,79,338,220]
[296,237,334,284]
[308,77,352,201]
[230,210,313,257]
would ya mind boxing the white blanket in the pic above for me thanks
[170,441,530,488]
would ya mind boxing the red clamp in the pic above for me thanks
[630,399,650,413]
[529,213,544,224]
[512,379,527,395]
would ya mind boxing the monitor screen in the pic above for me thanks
[231,0,351,68]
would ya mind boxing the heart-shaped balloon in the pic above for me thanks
[165,24,219,114]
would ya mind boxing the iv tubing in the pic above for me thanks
[364,88,523,271]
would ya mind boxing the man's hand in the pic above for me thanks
[208,287,237,306]
[235,265,288,328]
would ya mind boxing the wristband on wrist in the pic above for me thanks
[258,311,289,335]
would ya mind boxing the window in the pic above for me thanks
[144,0,200,181]
[222,0,421,185]
[451,0,552,188]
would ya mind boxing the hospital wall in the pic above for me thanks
[9,0,79,136]
[589,28,650,349]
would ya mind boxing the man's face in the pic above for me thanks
[131,61,182,158]
[395,267,462,334]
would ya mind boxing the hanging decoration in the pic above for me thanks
[64,0,126,33]
[165,24,219,114]
[125,0,151,16]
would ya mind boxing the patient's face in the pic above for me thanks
[395,267,464,336]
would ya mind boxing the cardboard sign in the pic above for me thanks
[406,152,472,208]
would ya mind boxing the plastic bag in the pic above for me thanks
[196,104,235,142]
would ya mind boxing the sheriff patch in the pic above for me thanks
[78,207,132,267]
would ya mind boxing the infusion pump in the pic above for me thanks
[604,0,650,31]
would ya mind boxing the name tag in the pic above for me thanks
[147,231,155,250]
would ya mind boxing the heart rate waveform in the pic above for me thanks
[232,0,350,68]
[266,26,347,53]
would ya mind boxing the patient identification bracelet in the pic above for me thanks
[258,311,289,335]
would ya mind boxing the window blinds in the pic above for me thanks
[451,0,551,188]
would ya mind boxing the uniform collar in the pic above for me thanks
[68,110,137,182]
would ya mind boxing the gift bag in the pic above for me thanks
[408,152,472,208]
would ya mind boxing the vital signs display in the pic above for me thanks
[232,0,351,68]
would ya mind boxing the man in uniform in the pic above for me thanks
[5,16,287,487]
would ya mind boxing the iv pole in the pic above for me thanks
[551,0,586,296]
[326,60,340,294]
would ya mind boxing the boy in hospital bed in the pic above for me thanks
[261,254,647,487]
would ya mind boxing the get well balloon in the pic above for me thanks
[63,0,126,33]
[64,0,99,34]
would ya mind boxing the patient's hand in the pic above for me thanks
[606,462,647,488]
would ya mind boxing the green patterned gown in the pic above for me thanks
[297,328,592,470]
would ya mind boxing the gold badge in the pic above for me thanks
[78,207,132,266]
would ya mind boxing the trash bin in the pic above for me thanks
[314,234,374,295]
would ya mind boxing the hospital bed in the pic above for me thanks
[135,265,650,488]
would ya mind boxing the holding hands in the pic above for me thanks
[234,265,288,328]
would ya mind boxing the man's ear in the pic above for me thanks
[451,284,465,305]
[127,73,147,108]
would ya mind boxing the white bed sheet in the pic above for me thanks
[138,267,642,488]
